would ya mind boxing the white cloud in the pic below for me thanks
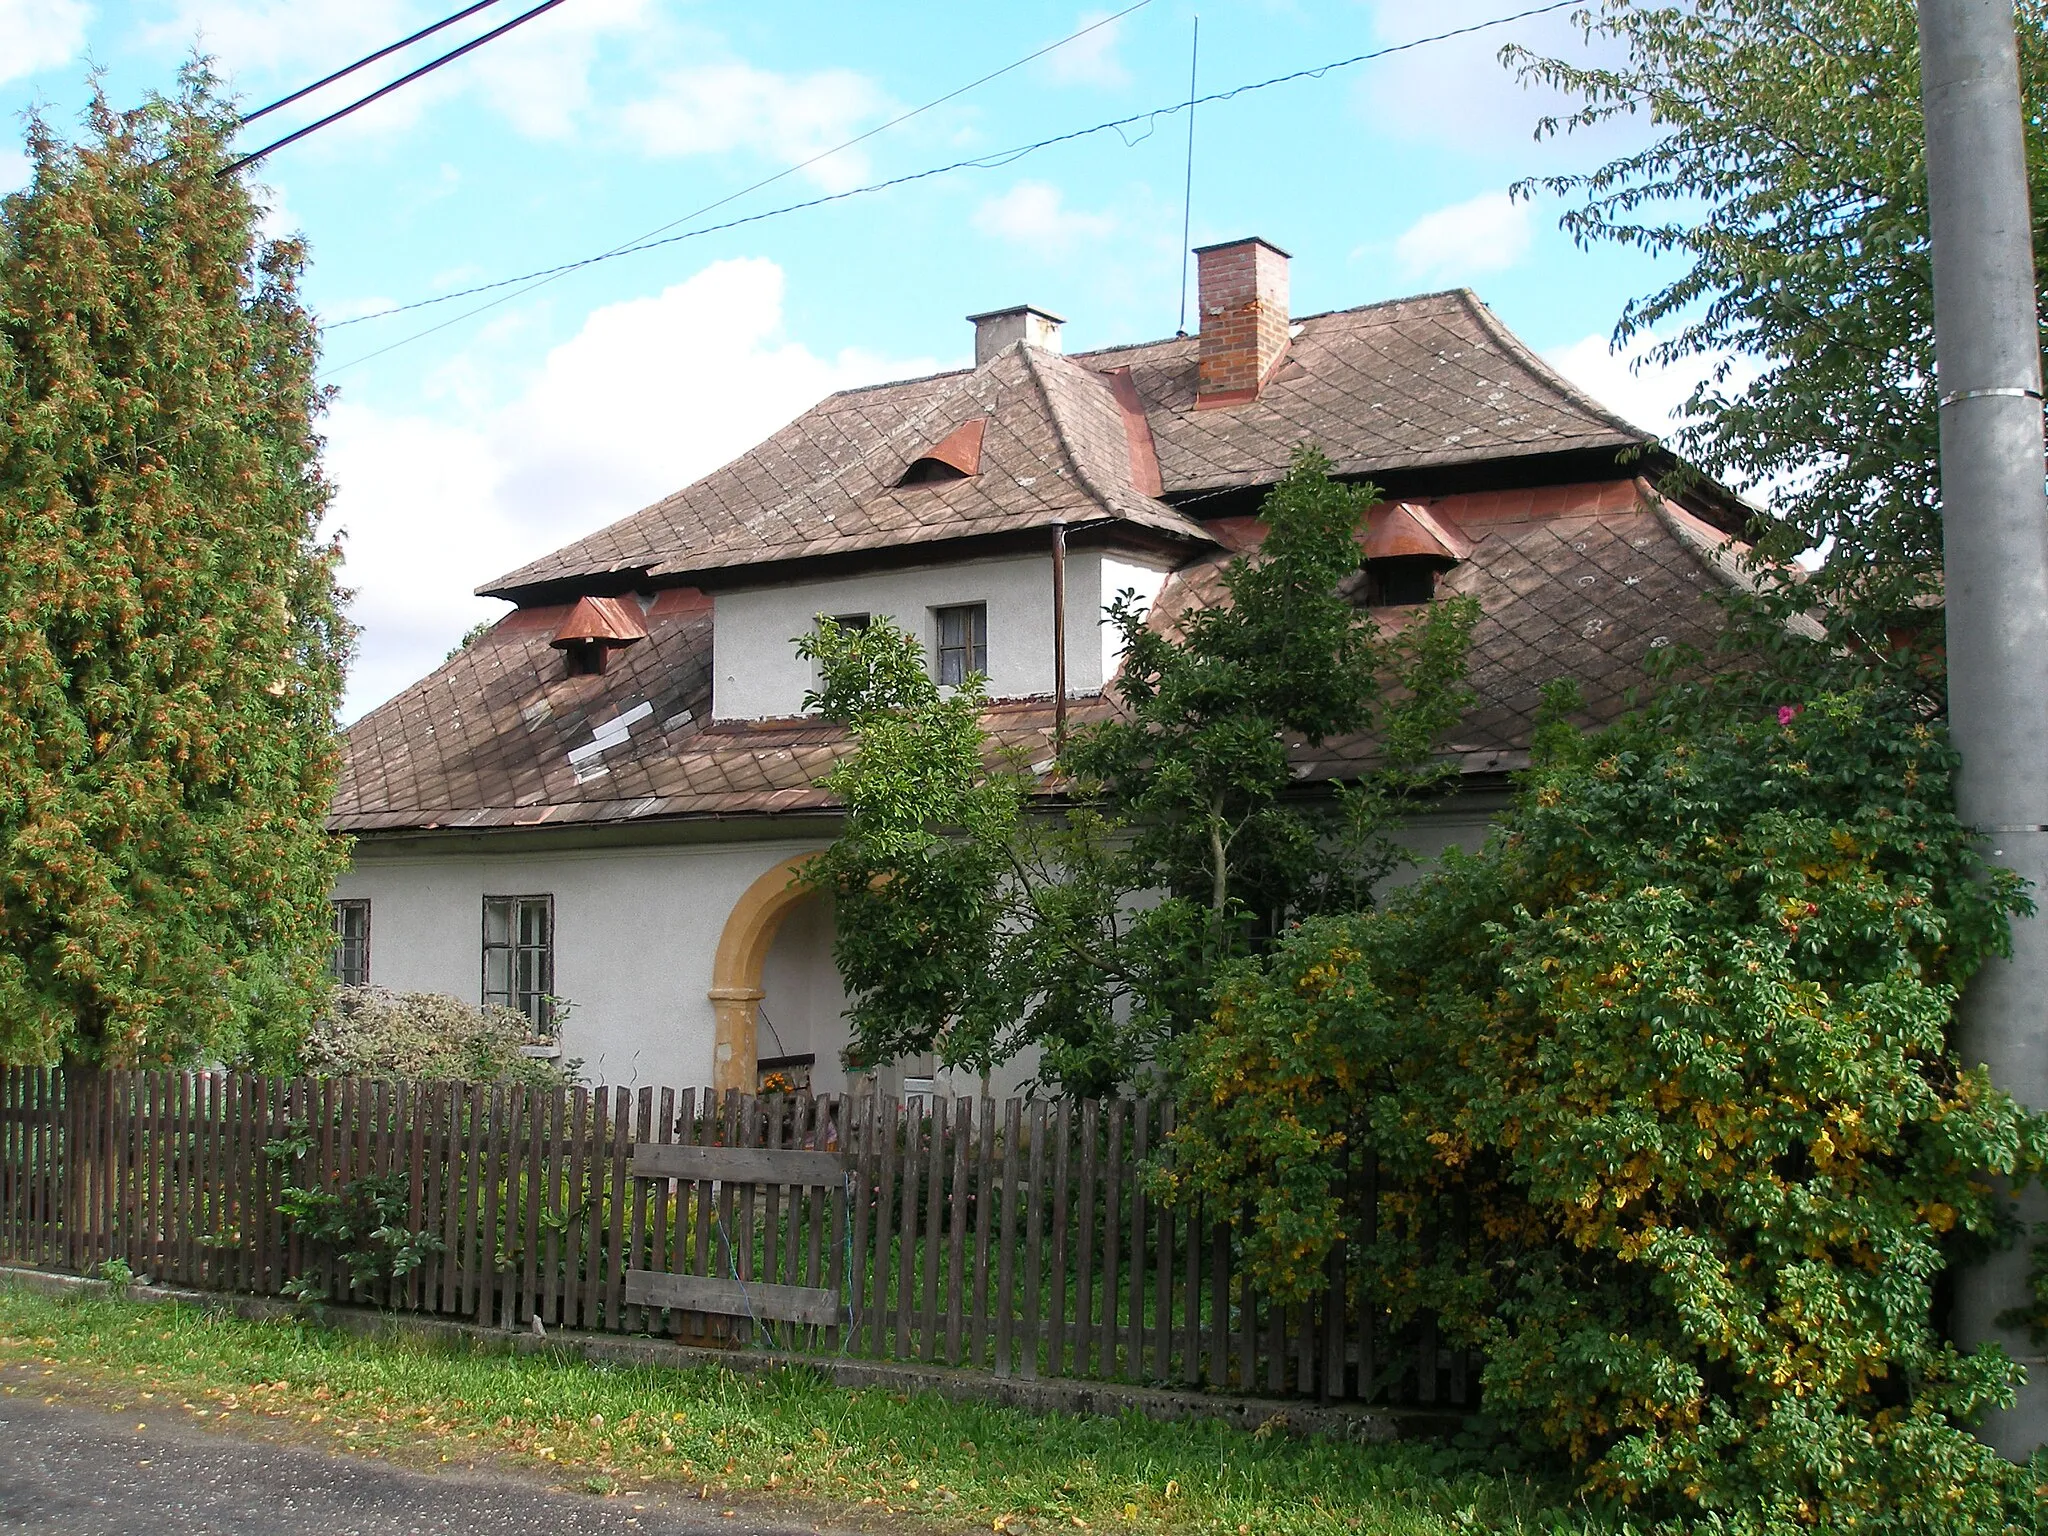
[619,62,890,191]
[1359,0,1643,161]
[325,258,934,719]
[0,0,89,86]
[1392,191,1532,282]
[971,181,1117,254]
[1041,9,1129,88]
[1543,328,1758,440]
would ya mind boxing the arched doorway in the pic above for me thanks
[707,854,816,1093]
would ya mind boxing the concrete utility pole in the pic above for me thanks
[1919,0,2048,1458]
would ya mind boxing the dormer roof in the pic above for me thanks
[548,595,647,648]
[1363,502,1474,563]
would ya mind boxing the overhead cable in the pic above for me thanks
[323,0,1576,374]
[218,0,573,179]
[238,0,511,127]
[327,0,1153,336]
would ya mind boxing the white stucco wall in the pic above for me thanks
[333,838,830,1090]
[711,547,1177,720]
[330,801,1504,1097]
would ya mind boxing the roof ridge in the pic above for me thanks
[1020,344,1128,521]
[1066,288,1475,364]
[1450,288,1651,441]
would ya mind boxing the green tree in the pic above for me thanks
[802,448,1477,1097]
[0,69,351,1069]
[1512,0,2048,643]
[1171,677,2043,1531]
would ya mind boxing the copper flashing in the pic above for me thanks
[907,416,987,480]
[1363,502,1474,563]
[1098,366,1164,497]
[549,595,648,648]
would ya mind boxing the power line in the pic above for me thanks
[322,0,1578,375]
[238,0,511,127]
[218,0,573,179]
[326,1,1152,337]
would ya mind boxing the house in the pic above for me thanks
[329,237,1755,1096]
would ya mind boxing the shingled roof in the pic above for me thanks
[480,288,1648,603]
[332,479,1750,836]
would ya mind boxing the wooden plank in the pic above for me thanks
[3,1071,16,1261]
[707,1091,740,1344]
[563,1087,590,1328]
[181,1073,201,1291]
[249,1075,271,1297]
[17,1074,31,1266]
[918,1096,946,1364]
[944,1097,970,1366]
[1208,1211,1230,1390]
[1019,1100,1046,1379]
[455,1083,483,1321]
[630,1146,839,1187]
[818,1097,843,1349]
[1100,1100,1125,1379]
[801,1098,826,1335]
[736,1096,760,1310]
[1047,1100,1072,1378]
[623,1269,845,1327]
[892,1100,920,1361]
[1074,1100,1100,1379]
[649,1086,675,1334]
[674,1088,705,1342]
[993,1098,1021,1377]
[1182,1192,1202,1387]
[1154,1099,1175,1382]
[606,1086,631,1331]
[760,1095,786,1312]
[844,1097,873,1356]
[868,1097,898,1358]
[627,1086,654,1333]
[1126,1099,1149,1379]
[967,1098,995,1369]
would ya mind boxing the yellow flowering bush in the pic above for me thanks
[1171,680,2046,1532]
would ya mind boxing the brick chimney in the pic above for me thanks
[1195,237,1290,406]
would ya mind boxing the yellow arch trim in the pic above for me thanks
[708,853,818,1092]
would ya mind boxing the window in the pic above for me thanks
[331,900,370,987]
[934,603,988,687]
[482,895,555,1034]
[828,612,871,633]
[1364,559,1440,607]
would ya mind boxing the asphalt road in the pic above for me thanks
[0,1391,850,1535]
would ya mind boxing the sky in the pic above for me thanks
[0,0,1712,721]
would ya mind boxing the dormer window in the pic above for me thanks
[1360,502,1472,609]
[897,417,986,488]
[1365,558,1441,607]
[549,595,647,678]
[935,603,988,686]
[899,457,969,486]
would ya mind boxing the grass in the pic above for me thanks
[0,1283,1604,1535]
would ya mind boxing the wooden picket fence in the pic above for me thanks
[0,1068,1473,1407]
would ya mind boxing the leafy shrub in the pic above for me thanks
[278,1168,443,1306]
[301,987,577,1087]
[1169,679,2045,1531]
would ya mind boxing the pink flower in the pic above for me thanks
[1778,705,1801,726]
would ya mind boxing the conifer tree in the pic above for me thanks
[0,67,351,1068]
